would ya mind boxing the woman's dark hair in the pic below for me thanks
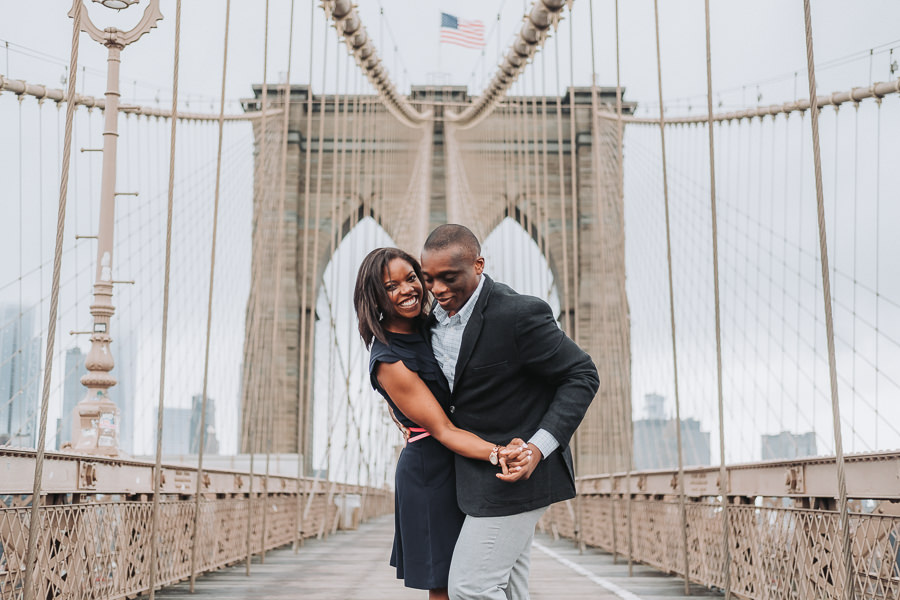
[354,247,428,349]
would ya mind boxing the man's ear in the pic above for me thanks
[474,256,485,275]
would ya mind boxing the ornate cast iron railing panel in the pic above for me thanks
[541,451,900,599]
[0,449,392,599]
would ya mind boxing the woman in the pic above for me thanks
[353,247,530,600]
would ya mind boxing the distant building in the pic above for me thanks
[109,332,136,454]
[643,393,665,420]
[150,397,219,456]
[58,347,88,448]
[0,305,42,448]
[761,431,817,460]
[633,394,711,470]
[155,407,193,455]
[190,393,219,454]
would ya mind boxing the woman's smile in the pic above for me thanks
[382,257,425,331]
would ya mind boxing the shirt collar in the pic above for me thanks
[432,274,485,326]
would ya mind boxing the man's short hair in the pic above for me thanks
[423,224,481,259]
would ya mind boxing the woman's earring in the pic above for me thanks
[378,311,384,321]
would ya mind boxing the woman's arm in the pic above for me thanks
[377,361,530,477]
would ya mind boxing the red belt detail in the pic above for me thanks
[406,427,431,444]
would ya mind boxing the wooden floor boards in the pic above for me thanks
[152,514,721,599]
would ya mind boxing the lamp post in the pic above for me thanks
[69,0,162,456]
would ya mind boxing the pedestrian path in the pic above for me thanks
[153,514,721,599]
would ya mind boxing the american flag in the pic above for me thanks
[440,13,485,49]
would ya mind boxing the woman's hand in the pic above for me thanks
[495,438,534,482]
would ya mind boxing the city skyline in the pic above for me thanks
[0,304,41,447]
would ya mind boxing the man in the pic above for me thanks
[420,224,599,600]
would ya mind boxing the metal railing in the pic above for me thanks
[542,451,900,599]
[0,448,392,599]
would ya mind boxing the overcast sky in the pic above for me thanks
[1,1,898,467]
[3,1,899,114]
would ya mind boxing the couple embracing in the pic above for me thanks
[353,224,600,600]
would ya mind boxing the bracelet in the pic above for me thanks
[489,445,500,466]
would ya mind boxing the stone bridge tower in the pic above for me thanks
[241,84,634,477]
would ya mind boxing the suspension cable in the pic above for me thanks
[21,5,81,600]
[701,0,731,596]
[148,1,182,598]
[801,1,853,597]
[554,32,571,337]
[320,0,427,127]
[300,20,333,531]
[651,0,691,592]
[188,0,231,590]
[567,4,580,348]
[450,0,568,129]
[243,0,271,576]
[595,77,900,125]
[258,0,296,564]
[294,0,317,552]
[611,0,635,574]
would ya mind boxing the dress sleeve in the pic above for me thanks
[368,340,421,393]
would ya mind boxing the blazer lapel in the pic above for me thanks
[453,276,494,390]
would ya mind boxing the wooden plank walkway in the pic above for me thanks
[153,515,721,599]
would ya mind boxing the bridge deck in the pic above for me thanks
[152,515,720,599]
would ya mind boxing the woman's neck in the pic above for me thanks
[383,316,416,335]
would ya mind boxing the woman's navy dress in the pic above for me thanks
[369,330,465,590]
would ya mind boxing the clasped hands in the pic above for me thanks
[495,437,542,483]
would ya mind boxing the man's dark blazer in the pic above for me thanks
[426,275,600,518]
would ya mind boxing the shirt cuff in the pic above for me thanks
[527,429,559,460]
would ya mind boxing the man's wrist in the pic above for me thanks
[527,429,559,460]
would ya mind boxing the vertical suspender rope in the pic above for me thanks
[612,0,635,574]
[319,46,348,541]
[334,60,356,536]
[189,0,231,590]
[702,1,731,596]
[519,90,531,291]
[594,88,629,555]
[295,0,317,552]
[22,6,81,600]
[246,0,271,576]
[586,46,618,557]
[539,52,550,298]
[301,21,332,532]
[801,2,854,597]
[240,110,277,451]
[148,2,182,598]
[519,81,530,290]
[651,0,691,593]
[591,66,620,563]
[506,94,514,282]
[239,105,278,568]
[873,95,881,449]
[587,0,608,490]
[567,0,585,553]
[554,35,571,338]
[301,7,331,535]
[529,69,542,295]
[588,0,614,526]
[260,0,296,563]
[346,89,364,503]
[567,3,580,348]
[509,95,528,287]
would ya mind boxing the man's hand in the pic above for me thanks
[496,438,542,482]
